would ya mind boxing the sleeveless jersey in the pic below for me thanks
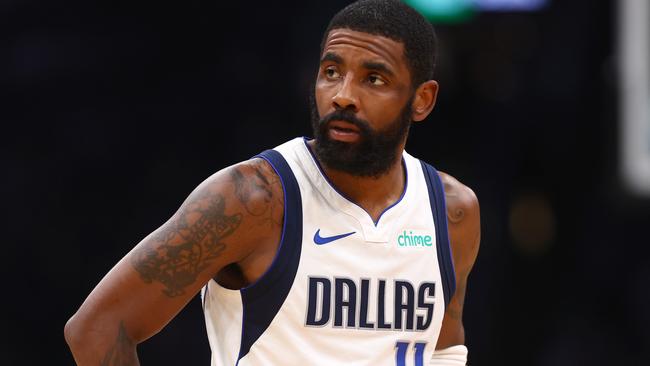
[201,137,455,366]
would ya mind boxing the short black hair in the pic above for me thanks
[321,0,437,88]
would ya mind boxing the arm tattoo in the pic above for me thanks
[131,192,241,297]
[231,166,272,210]
[230,161,283,227]
[100,322,138,366]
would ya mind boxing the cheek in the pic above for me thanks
[364,98,403,126]
[314,83,332,116]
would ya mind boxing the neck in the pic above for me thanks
[307,140,406,223]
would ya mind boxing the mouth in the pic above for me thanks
[327,120,361,142]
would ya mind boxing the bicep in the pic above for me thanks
[72,168,259,344]
[121,189,246,340]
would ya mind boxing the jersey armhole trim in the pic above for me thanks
[419,161,456,309]
[236,149,303,362]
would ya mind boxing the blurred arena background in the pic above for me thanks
[2,0,649,364]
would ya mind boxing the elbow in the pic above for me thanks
[64,311,139,360]
[64,313,85,352]
[64,311,102,357]
[64,312,120,364]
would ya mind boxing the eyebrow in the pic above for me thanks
[321,52,343,64]
[320,52,395,77]
[362,61,395,77]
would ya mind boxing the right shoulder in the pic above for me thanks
[191,157,283,221]
[226,157,284,232]
[135,157,285,284]
[198,157,285,250]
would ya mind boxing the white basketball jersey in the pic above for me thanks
[201,137,455,366]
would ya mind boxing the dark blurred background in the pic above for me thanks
[3,0,649,365]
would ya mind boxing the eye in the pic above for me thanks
[368,74,386,86]
[325,66,341,79]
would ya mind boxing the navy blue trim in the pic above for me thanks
[419,161,456,309]
[236,149,303,362]
[302,137,407,226]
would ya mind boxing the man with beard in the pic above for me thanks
[65,1,480,365]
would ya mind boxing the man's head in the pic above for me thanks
[321,0,438,89]
[311,0,439,178]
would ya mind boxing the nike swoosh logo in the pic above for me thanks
[313,229,356,245]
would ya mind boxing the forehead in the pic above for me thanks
[322,29,407,71]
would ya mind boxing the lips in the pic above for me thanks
[329,120,360,133]
[327,120,361,142]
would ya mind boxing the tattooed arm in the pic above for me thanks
[64,159,283,365]
[435,172,481,349]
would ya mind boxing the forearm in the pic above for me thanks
[65,316,140,366]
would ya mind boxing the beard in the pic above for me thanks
[310,91,414,178]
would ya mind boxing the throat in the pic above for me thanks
[305,138,407,224]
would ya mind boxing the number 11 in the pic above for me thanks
[395,341,427,366]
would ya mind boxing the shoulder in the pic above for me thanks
[437,171,479,225]
[228,157,282,208]
[200,157,282,203]
[217,158,284,227]
[437,171,480,271]
[178,157,284,260]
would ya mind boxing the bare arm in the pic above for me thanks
[435,172,481,349]
[64,159,283,365]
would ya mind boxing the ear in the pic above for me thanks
[411,80,439,122]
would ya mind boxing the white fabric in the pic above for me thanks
[430,345,468,365]
[203,138,452,365]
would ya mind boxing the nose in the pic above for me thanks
[332,75,359,113]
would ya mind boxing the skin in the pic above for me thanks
[64,28,480,364]
[65,160,285,365]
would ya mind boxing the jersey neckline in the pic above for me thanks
[300,137,409,228]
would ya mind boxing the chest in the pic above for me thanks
[292,188,443,330]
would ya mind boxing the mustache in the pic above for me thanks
[319,110,371,132]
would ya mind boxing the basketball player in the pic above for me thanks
[65,1,480,365]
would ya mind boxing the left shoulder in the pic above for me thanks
[438,171,479,225]
[437,171,480,268]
